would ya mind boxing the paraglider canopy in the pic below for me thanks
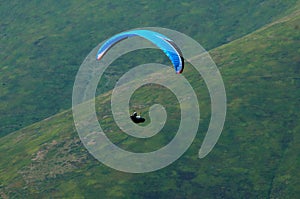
[96,29,184,74]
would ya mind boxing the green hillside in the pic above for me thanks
[0,4,299,198]
[0,0,298,136]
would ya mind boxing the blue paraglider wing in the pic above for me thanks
[96,30,184,74]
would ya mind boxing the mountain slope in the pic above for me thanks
[1,0,299,136]
[1,6,300,199]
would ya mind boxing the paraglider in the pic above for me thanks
[96,29,184,74]
[130,111,145,123]
[96,29,185,124]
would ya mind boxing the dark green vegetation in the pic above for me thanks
[0,0,298,136]
[0,1,300,197]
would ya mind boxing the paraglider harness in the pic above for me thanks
[130,112,145,123]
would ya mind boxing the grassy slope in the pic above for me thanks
[210,7,300,198]
[0,5,299,198]
[0,0,298,136]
